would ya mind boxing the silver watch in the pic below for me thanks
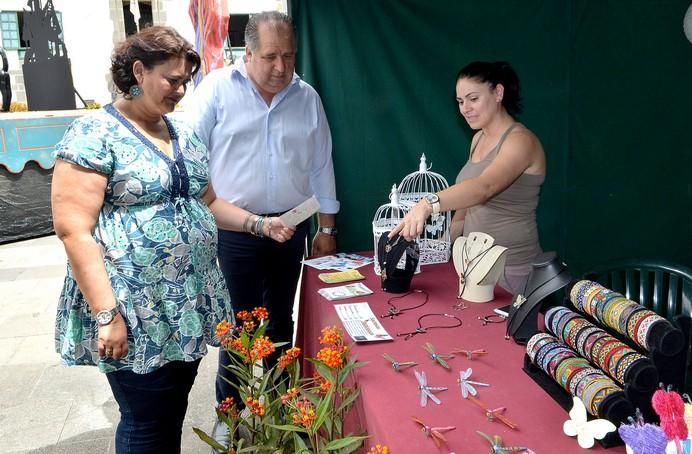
[95,306,120,326]
[423,193,441,215]
[318,226,338,236]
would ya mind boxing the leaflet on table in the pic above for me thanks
[303,253,374,271]
[279,195,320,228]
[318,269,366,284]
[334,302,393,342]
[317,282,373,301]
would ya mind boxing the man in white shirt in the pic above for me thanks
[186,11,339,411]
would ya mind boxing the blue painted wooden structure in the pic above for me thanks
[0,111,82,173]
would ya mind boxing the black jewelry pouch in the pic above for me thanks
[507,251,572,344]
[377,232,420,293]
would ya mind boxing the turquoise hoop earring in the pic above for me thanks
[128,84,142,97]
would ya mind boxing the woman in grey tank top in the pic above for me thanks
[391,61,546,294]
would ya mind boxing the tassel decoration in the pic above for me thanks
[652,387,689,441]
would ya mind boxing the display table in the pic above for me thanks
[296,256,623,453]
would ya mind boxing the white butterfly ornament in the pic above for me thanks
[563,396,616,448]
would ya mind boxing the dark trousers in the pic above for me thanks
[106,359,201,454]
[215,224,308,403]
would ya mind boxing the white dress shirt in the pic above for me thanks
[185,58,339,215]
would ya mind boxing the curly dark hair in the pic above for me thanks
[456,61,523,118]
[110,25,201,95]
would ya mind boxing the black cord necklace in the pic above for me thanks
[396,313,463,340]
[453,237,495,309]
[380,289,429,319]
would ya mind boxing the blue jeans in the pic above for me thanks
[106,359,201,454]
[215,223,308,403]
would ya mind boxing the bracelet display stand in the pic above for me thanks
[523,280,690,448]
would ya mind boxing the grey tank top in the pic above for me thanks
[455,123,544,275]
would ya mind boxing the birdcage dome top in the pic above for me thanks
[398,154,449,203]
[373,184,411,227]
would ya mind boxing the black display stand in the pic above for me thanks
[523,309,690,448]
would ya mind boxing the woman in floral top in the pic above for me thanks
[51,26,294,454]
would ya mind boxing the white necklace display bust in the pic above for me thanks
[452,232,508,303]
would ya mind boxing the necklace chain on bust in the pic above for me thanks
[452,236,495,309]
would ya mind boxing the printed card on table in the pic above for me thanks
[334,302,393,342]
[317,282,373,301]
[318,269,366,284]
[303,252,374,271]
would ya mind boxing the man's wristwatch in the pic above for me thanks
[318,226,338,236]
[423,193,441,215]
[95,306,120,326]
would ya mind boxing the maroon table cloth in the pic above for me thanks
[296,256,622,453]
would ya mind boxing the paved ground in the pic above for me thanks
[0,235,220,453]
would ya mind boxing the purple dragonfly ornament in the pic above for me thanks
[414,370,448,407]
[458,367,490,398]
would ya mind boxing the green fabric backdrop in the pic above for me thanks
[291,0,692,273]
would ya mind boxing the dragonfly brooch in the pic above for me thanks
[468,395,519,430]
[414,370,447,407]
[477,431,534,453]
[458,367,490,398]
[452,348,488,360]
[423,342,454,369]
[412,416,456,448]
[382,352,416,372]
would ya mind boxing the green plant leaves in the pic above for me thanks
[192,427,227,451]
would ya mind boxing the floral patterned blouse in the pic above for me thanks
[54,104,232,374]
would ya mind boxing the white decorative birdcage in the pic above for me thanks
[372,184,417,276]
[398,154,451,265]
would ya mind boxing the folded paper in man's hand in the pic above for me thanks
[279,196,320,228]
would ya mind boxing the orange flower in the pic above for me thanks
[292,398,316,428]
[250,336,275,362]
[235,310,252,322]
[313,373,332,395]
[277,347,301,368]
[246,397,265,416]
[242,320,256,332]
[215,320,233,338]
[228,338,250,362]
[319,326,343,345]
[252,307,269,321]
[316,346,343,369]
[366,444,390,454]
[281,387,300,404]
